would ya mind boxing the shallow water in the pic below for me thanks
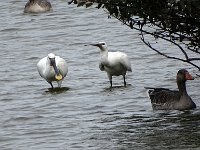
[0,1,200,149]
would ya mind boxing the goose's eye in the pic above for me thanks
[102,43,105,45]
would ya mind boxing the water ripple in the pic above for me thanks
[0,0,199,149]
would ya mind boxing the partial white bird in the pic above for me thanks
[90,42,132,87]
[37,53,68,88]
[24,0,52,13]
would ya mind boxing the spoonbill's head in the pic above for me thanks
[90,42,107,51]
[48,53,56,66]
[47,53,63,80]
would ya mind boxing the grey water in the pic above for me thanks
[0,1,200,149]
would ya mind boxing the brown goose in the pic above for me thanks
[24,0,52,13]
[146,69,196,110]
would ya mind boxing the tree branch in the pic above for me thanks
[141,33,200,70]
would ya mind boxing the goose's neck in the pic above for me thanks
[177,80,187,95]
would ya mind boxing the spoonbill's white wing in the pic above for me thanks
[37,56,48,79]
[107,52,132,72]
[99,62,105,71]
[55,56,68,77]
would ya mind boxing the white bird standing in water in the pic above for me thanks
[90,42,132,87]
[37,53,68,88]
[24,0,52,13]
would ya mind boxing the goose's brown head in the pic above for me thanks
[177,69,194,82]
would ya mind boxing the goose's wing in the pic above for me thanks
[147,87,180,105]
[24,1,30,8]
[38,0,52,9]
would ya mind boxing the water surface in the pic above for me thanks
[0,1,199,149]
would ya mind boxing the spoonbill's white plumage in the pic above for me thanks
[37,53,68,88]
[24,0,52,13]
[90,42,132,87]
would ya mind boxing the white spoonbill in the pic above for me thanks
[24,0,52,13]
[37,53,68,88]
[90,42,132,87]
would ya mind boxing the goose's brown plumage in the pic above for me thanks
[146,69,196,110]
[24,0,52,13]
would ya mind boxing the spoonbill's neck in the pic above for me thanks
[100,47,108,60]
[46,58,53,70]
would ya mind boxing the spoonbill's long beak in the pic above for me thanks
[84,43,99,46]
[89,43,103,48]
[89,44,98,46]
[50,58,63,80]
